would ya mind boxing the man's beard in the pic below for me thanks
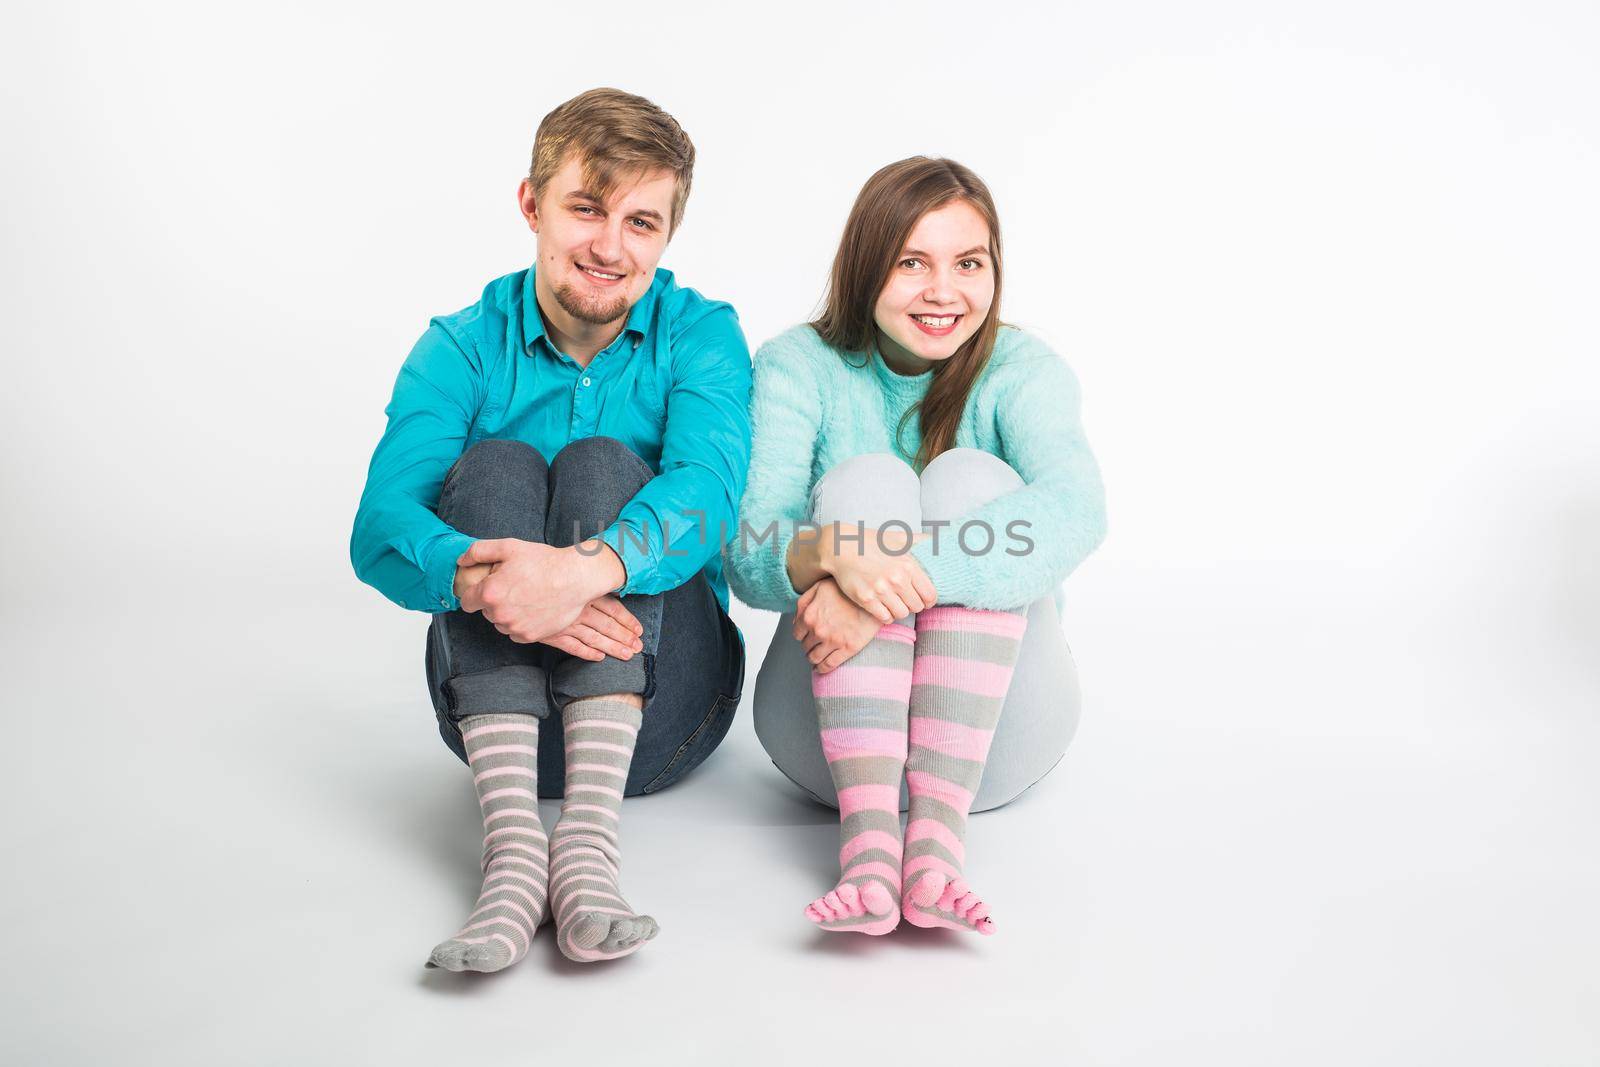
[552,276,631,326]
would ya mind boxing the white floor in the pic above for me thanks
[2,561,1596,1066]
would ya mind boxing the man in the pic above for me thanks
[351,88,750,968]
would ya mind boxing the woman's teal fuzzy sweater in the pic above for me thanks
[724,323,1108,613]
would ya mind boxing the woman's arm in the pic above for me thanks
[909,343,1108,609]
[792,576,887,673]
[723,334,825,611]
[784,530,829,596]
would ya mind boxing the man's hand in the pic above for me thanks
[453,538,625,646]
[542,596,643,662]
[453,546,640,661]
[793,576,887,674]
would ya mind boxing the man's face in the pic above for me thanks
[523,154,676,327]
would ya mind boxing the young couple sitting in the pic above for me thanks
[351,87,1106,970]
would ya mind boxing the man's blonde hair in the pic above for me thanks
[528,88,696,234]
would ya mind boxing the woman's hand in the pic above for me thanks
[820,523,937,623]
[794,576,892,673]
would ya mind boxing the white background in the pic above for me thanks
[3,1,1597,1063]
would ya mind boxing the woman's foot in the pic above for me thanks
[901,871,994,934]
[805,878,901,936]
[808,620,917,937]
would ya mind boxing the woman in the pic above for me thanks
[724,157,1107,937]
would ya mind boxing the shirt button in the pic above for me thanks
[439,597,449,608]
[582,376,591,386]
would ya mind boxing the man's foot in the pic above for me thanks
[549,695,656,963]
[426,715,548,972]
[804,878,901,936]
[901,871,994,934]
[550,837,659,961]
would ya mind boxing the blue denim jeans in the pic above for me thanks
[424,437,745,797]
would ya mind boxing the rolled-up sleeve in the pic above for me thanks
[349,322,484,612]
[597,307,752,595]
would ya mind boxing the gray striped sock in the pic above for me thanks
[547,696,658,963]
[428,713,548,972]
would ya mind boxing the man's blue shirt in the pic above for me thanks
[351,266,752,615]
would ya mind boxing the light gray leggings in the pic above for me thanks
[753,449,1082,813]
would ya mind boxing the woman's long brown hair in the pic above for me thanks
[812,156,1004,470]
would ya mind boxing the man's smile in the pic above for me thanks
[577,263,625,285]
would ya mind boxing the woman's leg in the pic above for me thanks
[798,453,922,935]
[971,602,1081,811]
[425,439,553,972]
[901,449,1030,934]
[754,599,1078,813]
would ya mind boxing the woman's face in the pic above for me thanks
[873,199,996,366]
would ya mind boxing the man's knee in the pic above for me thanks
[919,448,1022,523]
[550,435,652,482]
[546,436,654,545]
[445,438,547,489]
[438,439,549,534]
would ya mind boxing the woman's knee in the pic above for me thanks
[809,452,921,527]
[919,448,1022,523]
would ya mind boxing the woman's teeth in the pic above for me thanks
[912,314,958,327]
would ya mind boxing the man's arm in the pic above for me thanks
[349,322,485,612]
[594,307,753,594]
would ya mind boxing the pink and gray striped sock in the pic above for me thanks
[547,695,658,963]
[902,605,1028,935]
[803,621,916,936]
[428,713,548,972]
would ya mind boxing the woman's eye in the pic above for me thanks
[900,258,924,270]
[959,258,983,270]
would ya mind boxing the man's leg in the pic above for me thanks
[624,571,744,794]
[541,436,665,962]
[423,439,554,973]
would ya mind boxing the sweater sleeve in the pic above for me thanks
[722,333,823,612]
[910,346,1107,610]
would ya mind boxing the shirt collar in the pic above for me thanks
[521,265,662,357]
